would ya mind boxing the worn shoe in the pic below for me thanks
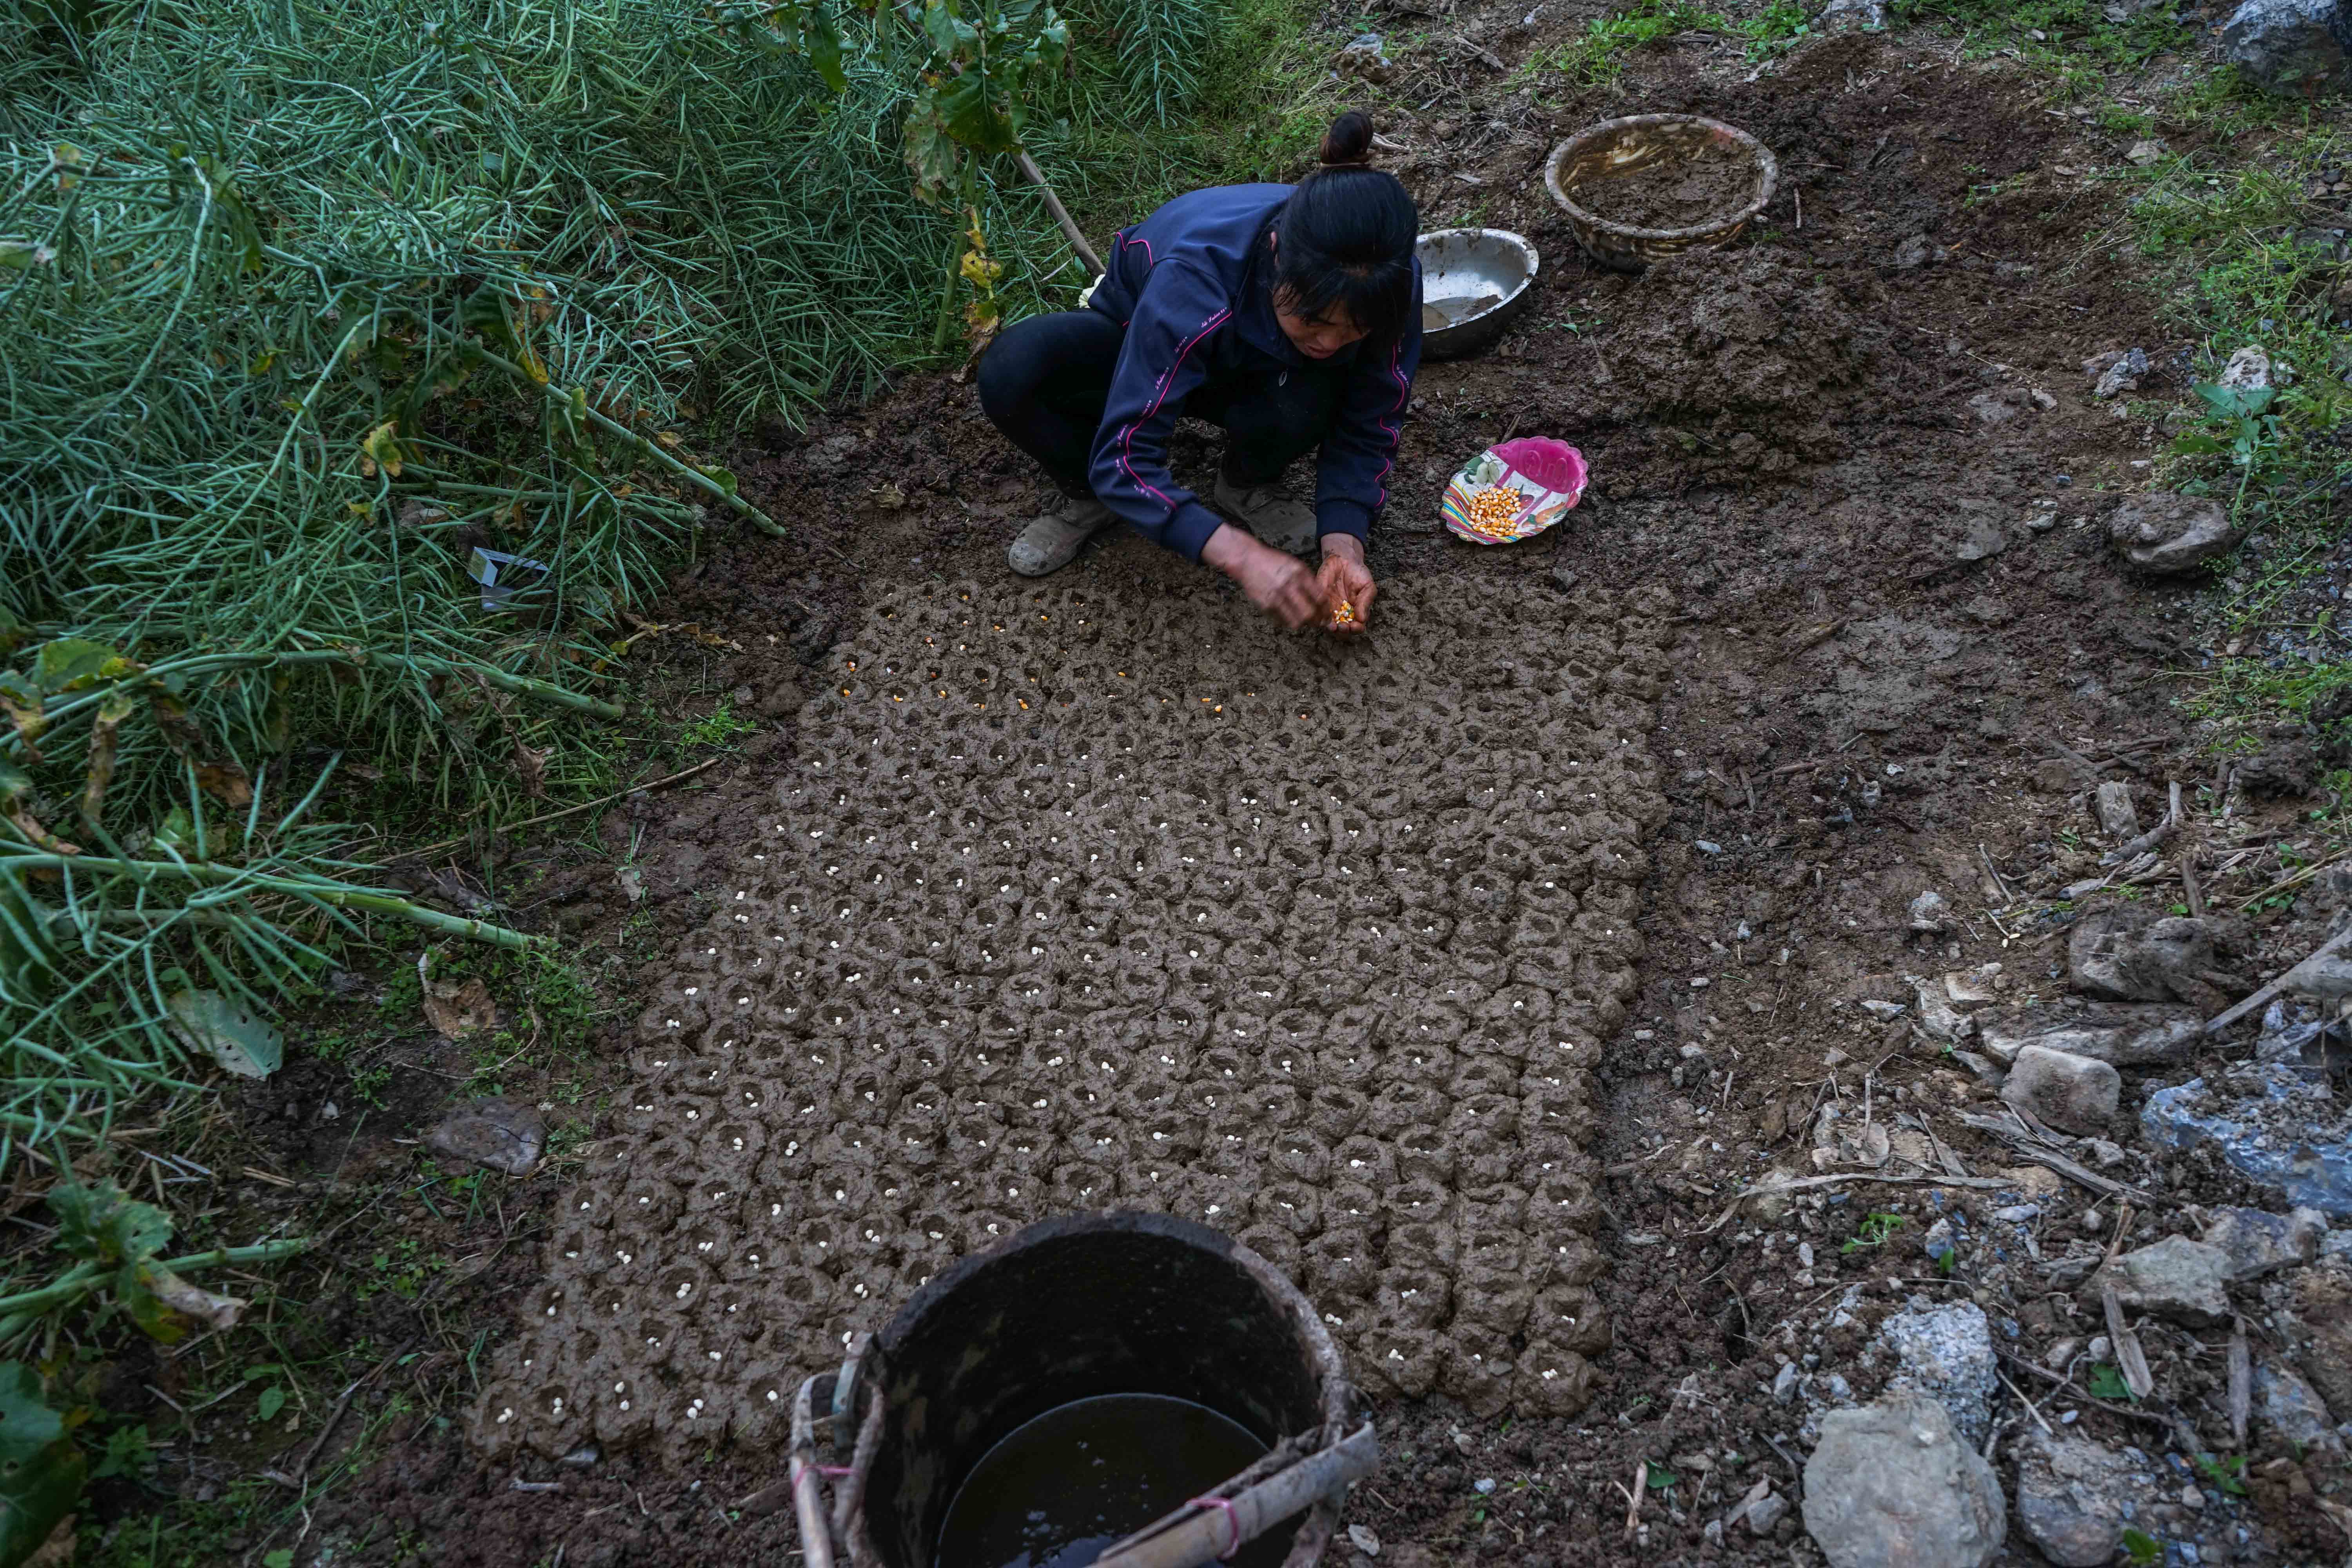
[1212,472,1317,555]
[1007,493,1112,577]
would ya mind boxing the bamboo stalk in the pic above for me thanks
[1014,151,1104,275]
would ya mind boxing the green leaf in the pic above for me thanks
[903,106,959,207]
[0,1434,82,1568]
[2087,1361,2131,1401]
[256,1386,286,1423]
[32,638,131,695]
[361,419,407,478]
[921,0,971,56]
[2169,431,2225,455]
[1644,1461,1677,1490]
[2121,1526,2161,1564]
[151,805,200,857]
[91,1423,151,1481]
[2193,381,2274,421]
[0,1364,64,1470]
[265,1552,295,1568]
[47,1182,172,1268]
[807,12,847,91]
[165,989,284,1078]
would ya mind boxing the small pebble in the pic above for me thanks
[1474,1477,1496,1495]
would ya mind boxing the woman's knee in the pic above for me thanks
[975,329,1033,426]
[978,311,1116,426]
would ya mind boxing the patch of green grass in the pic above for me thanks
[2195,1452,2249,1496]
[1893,0,2196,91]
[1525,0,1727,86]
[679,699,761,749]
[348,1062,394,1110]
[1841,1211,1904,1253]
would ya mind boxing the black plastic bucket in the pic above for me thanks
[841,1212,1357,1568]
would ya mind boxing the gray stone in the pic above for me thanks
[2254,1358,2344,1452]
[2143,1066,2352,1218]
[1979,1000,2203,1066]
[2068,909,2219,1006]
[1908,889,1951,933]
[2002,1045,2121,1134]
[1774,1361,1802,1403]
[2092,1236,2234,1327]
[2126,138,2169,167]
[2011,1429,2162,1567]
[425,1096,545,1176]
[2106,492,2241,574]
[1817,0,1888,27]
[1913,975,1973,1041]
[1743,1490,1789,1534]
[1967,389,2031,426]
[1879,1301,1999,1445]
[1802,1393,2005,1568]
[2088,347,2149,399]
[2201,1205,2325,1280]
[2224,0,2352,96]
[2279,955,2352,1000]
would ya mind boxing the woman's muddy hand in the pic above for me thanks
[1204,523,1323,629]
[1317,534,1375,635]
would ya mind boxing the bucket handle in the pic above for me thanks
[1090,1421,1379,1568]
[788,1374,842,1568]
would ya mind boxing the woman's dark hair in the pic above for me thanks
[1272,111,1420,347]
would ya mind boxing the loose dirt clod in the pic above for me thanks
[472,573,1671,1460]
[1602,248,1873,423]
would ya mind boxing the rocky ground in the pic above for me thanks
[74,4,2352,1567]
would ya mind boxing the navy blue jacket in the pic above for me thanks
[1085,184,1421,561]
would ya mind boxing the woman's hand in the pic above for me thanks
[1316,533,1376,635]
[1203,523,1323,628]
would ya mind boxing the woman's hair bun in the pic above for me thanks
[1319,110,1376,168]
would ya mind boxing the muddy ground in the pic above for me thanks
[91,9,2352,1568]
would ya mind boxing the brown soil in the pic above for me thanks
[186,17,2346,1568]
[1573,143,1759,231]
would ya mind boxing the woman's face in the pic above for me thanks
[1267,233,1368,359]
[1274,292,1368,360]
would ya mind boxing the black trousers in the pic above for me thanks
[976,309,1345,498]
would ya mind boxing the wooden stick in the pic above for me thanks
[2100,782,2180,866]
[2103,1282,2155,1401]
[1624,1457,1648,1537]
[2205,916,2352,1035]
[1093,1425,1378,1568]
[1014,151,1104,275]
[2227,1319,2250,1450]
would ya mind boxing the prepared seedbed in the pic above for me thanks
[472,572,1673,1462]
